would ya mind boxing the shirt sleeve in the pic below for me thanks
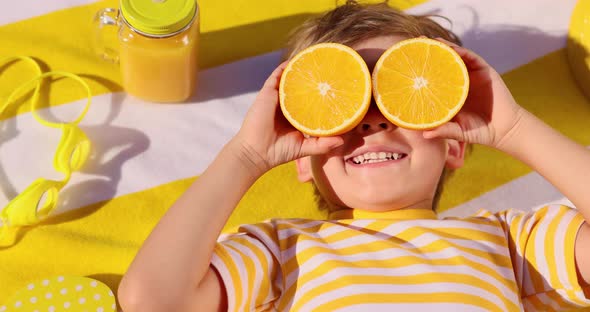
[210,222,283,312]
[495,205,590,311]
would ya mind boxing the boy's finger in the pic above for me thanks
[262,61,289,91]
[422,121,465,142]
[434,37,459,48]
[254,61,289,110]
[299,136,344,157]
[435,37,489,71]
[454,47,490,71]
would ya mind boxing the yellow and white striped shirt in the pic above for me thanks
[211,205,590,311]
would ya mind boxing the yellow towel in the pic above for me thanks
[2,0,590,309]
[0,0,425,302]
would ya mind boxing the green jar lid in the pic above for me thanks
[120,0,197,36]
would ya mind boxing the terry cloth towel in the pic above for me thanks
[0,0,589,309]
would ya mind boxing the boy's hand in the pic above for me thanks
[233,62,344,176]
[422,38,526,150]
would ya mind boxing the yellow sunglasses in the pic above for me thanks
[0,56,92,244]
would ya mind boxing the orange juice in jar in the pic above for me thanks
[95,0,199,102]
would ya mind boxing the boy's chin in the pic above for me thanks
[353,205,407,213]
[350,187,408,205]
[343,196,413,211]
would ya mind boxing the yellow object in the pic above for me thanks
[121,0,197,36]
[5,1,590,309]
[0,57,92,246]
[0,1,428,301]
[2,276,116,311]
[279,43,372,137]
[567,0,590,101]
[0,0,427,120]
[372,37,469,130]
[95,0,200,102]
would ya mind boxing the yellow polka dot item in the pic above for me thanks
[1,276,116,312]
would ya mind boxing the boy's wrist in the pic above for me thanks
[494,108,534,155]
[224,137,271,180]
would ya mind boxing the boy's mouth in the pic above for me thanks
[345,151,409,165]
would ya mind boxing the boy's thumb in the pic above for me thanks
[300,136,344,156]
[423,122,465,141]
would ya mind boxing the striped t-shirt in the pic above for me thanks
[211,205,590,311]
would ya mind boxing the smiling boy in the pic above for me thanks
[119,2,590,311]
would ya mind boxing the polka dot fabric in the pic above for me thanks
[1,276,116,311]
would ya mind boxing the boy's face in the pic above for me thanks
[295,35,466,212]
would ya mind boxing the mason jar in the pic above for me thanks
[94,0,200,102]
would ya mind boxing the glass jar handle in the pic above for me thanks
[93,8,120,63]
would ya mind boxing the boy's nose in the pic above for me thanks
[355,106,396,134]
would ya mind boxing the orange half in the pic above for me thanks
[372,37,469,130]
[279,43,372,136]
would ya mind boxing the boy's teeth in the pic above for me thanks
[351,152,404,164]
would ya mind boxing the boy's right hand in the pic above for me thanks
[232,61,344,177]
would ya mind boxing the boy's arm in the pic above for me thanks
[117,138,262,312]
[118,63,343,312]
[497,109,590,220]
[497,109,590,285]
[426,38,590,218]
[425,39,590,285]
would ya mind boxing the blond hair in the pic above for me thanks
[283,0,462,61]
[287,1,468,211]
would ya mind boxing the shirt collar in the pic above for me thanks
[328,208,438,220]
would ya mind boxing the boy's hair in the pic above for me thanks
[286,1,468,211]
[282,0,462,61]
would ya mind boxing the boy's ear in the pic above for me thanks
[445,139,466,169]
[295,156,313,182]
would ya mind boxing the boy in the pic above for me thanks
[119,2,590,311]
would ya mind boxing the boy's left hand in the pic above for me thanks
[423,38,526,150]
